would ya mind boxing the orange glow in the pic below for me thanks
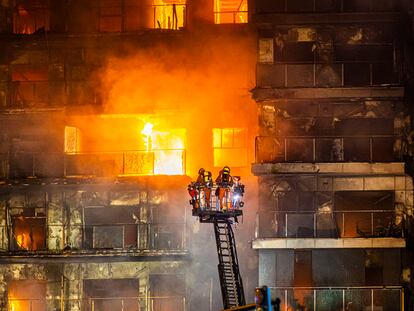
[65,32,257,178]
[141,122,154,152]
[15,233,28,250]
[214,0,248,24]
[64,126,80,154]
[213,128,248,167]
[9,299,23,311]
[153,0,186,29]
[152,129,186,175]
[8,281,46,311]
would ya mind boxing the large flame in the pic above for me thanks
[141,123,186,175]
[15,233,28,250]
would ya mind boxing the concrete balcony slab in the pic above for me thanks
[252,162,405,176]
[252,238,406,249]
[252,87,404,101]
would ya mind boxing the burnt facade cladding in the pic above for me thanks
[251,0,414,310]
[1,0,414,310]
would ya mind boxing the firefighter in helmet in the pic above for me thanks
[196,168,213,208]
[215,166,233,211]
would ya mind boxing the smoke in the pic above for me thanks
[5,26,260,309]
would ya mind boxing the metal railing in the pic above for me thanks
[7,296,186,311]
[255,0,401,13]
[270,286,403,311]
[255,135,398,163]
[256,62,400,88]
[0,222,187,253]
[214,11,248,24]
[188,182,245,212]
[1,149,186,178]
[257,210,402,239]
[153,4,186,30]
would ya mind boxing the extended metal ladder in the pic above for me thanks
[214,219,245,309]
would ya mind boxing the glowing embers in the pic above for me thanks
[214,0,248,24]
[8,280,46,311]
[153,0,186,29]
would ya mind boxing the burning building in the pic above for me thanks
[0,0,414,310]
[0,0,257,310]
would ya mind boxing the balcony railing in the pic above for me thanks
[153,4,186,30]
[214,10,248,24]
[255,0,401,13]
[2,222,187,253]
[270,286,402,311]
[1,149,186,178]
[7,296,186,311]
[255,135,399,163]
[256,62,400,88]
[257,210,402,239]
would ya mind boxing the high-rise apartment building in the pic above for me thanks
[1,0,414,310]
[252,0,414,310]
[0,1,256,310]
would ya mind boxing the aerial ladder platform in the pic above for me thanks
[189,178,246,309]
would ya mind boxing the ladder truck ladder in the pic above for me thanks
[214,219,245,309]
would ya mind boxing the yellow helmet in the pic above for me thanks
[223,166,230,174]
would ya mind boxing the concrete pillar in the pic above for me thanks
[65,192,83,249]
[0,199,8,251]
[47,192,64,251]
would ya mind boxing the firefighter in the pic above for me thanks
[215,166,233,211]
[187,182,198,209]
[196,168,213,208]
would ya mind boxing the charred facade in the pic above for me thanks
[252,0,414,310]
[1,0,414,310]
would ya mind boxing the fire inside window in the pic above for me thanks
[64,120,185,176]
[8,280,46,311]
[12,213,46,251]
[13,0,50,34]
[150,128,186,175]
[153,0,186,30]
[214,0,248,24]
[213,128,247,167]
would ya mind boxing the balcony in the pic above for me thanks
[7,296,186,311]
[256,62,400,88]
[0,222,187,257]
[270,286,402,311]
[255,135,399,163]
[1,149,186,179]
[255,0,402,14]
[254,62,403,100]
[253,210,405,249]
